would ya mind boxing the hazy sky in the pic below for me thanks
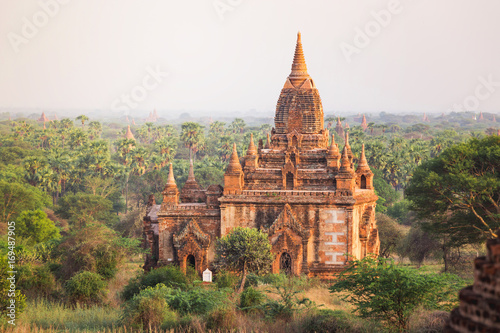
[1,0,500,116]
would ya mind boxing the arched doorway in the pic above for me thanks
[280,252,292,275]
[291,136,298,147]
[286,172,294,190]
[186,254,196,269]
[360,175,367,189]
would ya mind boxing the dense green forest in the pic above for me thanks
[0,110,498,332]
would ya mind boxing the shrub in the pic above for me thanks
[300,309,383,333]
[64,271,106,305]
[122,265,189,301]
[329,257,463,331]
[215,270,239,290]
[258,273,287,286]
[205,308,237,332]
[261,278,315,320]
[0,258,26,319]
[401,224,440,267]
[121,284,177,330]
[17,264,57,298]
[56,224,130,280]
[377,213,408,258]
[386,199,411,224]
[300,309,342,333]
[409,309,449,333]
[15,209,60,245]
[166,287,229,316]
[240,286,264,312]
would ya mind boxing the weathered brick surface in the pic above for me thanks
[445,237,500,332]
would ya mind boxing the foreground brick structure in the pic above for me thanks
[445,236,500,332]
[143,33,379,278]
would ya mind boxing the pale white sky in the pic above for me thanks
[1,0,499,116]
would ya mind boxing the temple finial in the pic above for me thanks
[166,163,177,188]
[340,146,352,171]
[357,144,370,170]
[289,31,309,82]
[246,133,257,156]
[226,143,242,173]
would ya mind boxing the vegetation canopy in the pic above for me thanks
[406,136,500,242]
[329,257,464,331]
[214,227,274,293]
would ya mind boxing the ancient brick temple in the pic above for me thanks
[143,33,379,278]
[444,236,500,332]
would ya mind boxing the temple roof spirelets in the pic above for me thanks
[340,146,353,172]
[356,144,372,174]
[327,134,340,158]
[246,133,258,156]
[226,143,242,174]
[165,163,178,190]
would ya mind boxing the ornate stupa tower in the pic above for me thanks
[144,33,379,278]
[273,32,328,149]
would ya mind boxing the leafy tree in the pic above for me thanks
[214,227,274,293]
[121,283,176,330]
[56,224,136,279]
[180,122,204,161]
[400,223,440,267]
[122,265,192,301]
[64,270,106,304]
[406,136,500,242]
[16,209,60,244]
[75,115,89,130]
[0,180,51,226]
[386,199,411,224]
[55,192,117,227]
[329,257,463,331]
[376,213,407,258]
[372,168,399,213]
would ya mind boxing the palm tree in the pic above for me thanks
[130,147,149,175]
[76,115,89,130]
[88,121,102,140]
[69,130,88,149]
[60,118,73,129]
[181,122,204,161]
[115,139,136,164]
[229,118,246,134]
[155,137,177,167]
[24,156,47,186]
[209,121,226,136]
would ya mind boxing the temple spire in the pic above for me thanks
[226,143,242,173]
[356,144,370,172]
[125,125,135,140]
[246,133,257,156]
[290,32,308,76]
[166,163,177,189]
[265,133,270,149]
[287,31,311,87]
[327,134,340,157]
[340,146,352,172]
